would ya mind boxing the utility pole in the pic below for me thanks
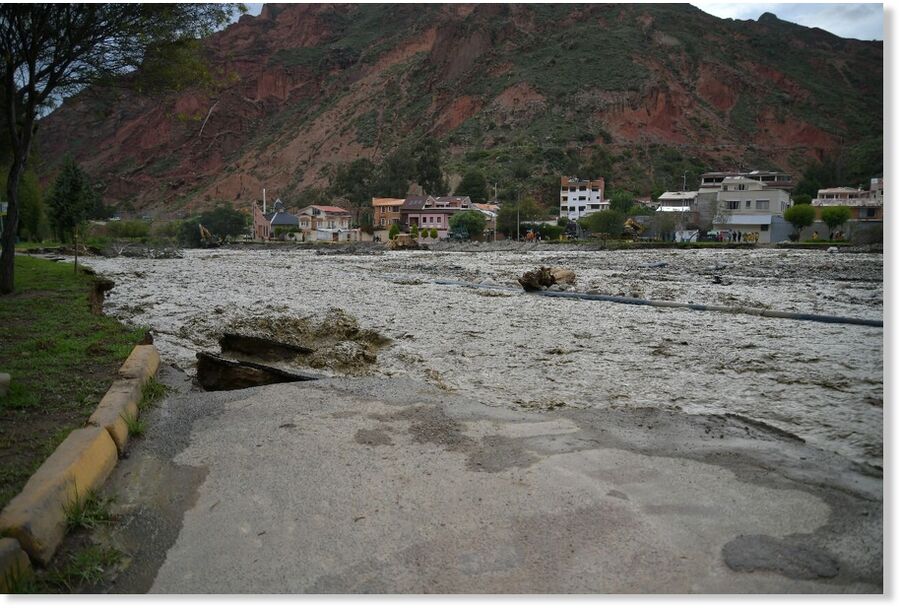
[516,189,521,242]
[263,188,267,214]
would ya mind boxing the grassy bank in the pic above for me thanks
[0,256,146,509]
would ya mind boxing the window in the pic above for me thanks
[745,201,752,208]
[569,187,576,192]
[590,204,599,209]
[578,196,586,201]
[755,200,769,210]
[737,184,747,191]
[865,208,876,218]
[578,206,585,211]
[560,206,568,212]
[591,188,599,192]
[562,196,568,201]
[726,201,740,210]
[761,225,769,232]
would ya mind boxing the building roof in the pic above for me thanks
[267,211,300,226]
[817,187,864,194]
[435,196,472,206]
[474,203,500,212]
[658,191,698,201]
[311,205,351,214]
[372,198,406,207]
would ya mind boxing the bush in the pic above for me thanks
[410,224,419,239]
[579,210,625,236]
[449,210,486,239]
[783,204,815,236]
[388,223,400,239]
[429,228,438,239]
[106,220,150,239]
[821,206,851,232]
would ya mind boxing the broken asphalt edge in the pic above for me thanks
[0,344,160,585]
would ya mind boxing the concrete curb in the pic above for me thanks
[0,344,160,573]
[88,378,143,453]
[118,345,160,384]
[0,537,31,593]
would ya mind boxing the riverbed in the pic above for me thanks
[80,247,883,467]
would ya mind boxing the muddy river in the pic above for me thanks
[81,247,883,467]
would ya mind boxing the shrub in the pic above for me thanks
[579,210,625,236]
[821,206,851,232]
[429,228,438,239]
[783,204,816,237]
[449,210,486,239]
[388,223,400,239]
[410,224,419,239]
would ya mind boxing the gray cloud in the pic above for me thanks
[693,3,883,40]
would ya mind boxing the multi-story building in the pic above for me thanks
[712,176,792,243]
[559,176,606,221]
[399,195,490,238]
[372,198,405,228]
[809,177,884,238]
[699,170,794,192]
[298,205,358,242]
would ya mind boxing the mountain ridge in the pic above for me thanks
[36,3,882,216]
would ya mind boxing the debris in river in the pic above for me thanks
[517,266,576,291]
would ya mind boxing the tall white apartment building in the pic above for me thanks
[559,176,606,221]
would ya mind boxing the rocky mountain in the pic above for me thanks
[36,3,882,216]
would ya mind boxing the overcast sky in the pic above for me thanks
[244,3,883,42]
[692,3,883,40]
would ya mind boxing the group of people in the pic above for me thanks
[718,230,759,243]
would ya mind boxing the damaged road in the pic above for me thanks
[99,375,881,594]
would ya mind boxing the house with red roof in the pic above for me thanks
[298,205,359,242]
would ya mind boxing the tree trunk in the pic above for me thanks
[0,160,25,295]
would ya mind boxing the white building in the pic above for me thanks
[656,191,698,213]
[712,176,792,243]
[559,176,607,221]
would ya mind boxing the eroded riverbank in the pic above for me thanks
[78,247,883,467]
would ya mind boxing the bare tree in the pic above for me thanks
[0,4,243,293]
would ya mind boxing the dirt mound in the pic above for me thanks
[224,308,391,375]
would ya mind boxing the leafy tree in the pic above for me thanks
[0,166,43,241]
[373,148,415,198]
[455,170,488,202]
[608,190,634,214]
[409,224,419,239]
[388,223,400,240]
[579,210,625,237]
[48,158,95,243]
[178,203,248,247]
[16,170,44,241]
[414,138,445,195]
[331,158,375,205]
[0,3,244,294]
[792,194,812,206]
[497,197,542,237]
[429,228,438,239]
[449,210,486,239]
[783,204,816,240]
[821,206,851,233]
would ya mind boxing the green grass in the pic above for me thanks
[0,256,147,510]
[64,489,115,532]
[139,377,168,410]
[35,545,124,593]
[120,411,145,437]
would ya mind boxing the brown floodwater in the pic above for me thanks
[80,247,883,467]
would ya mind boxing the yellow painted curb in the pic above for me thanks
[88,378,142,453]
[118,345,160,383]
[0,537,31,593]
[0,427,118,565]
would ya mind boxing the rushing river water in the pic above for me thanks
[81,247,883,467]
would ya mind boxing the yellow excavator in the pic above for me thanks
[198,223,221,248]
[623,217,645,239]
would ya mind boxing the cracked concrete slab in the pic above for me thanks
[94,376,882,594]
